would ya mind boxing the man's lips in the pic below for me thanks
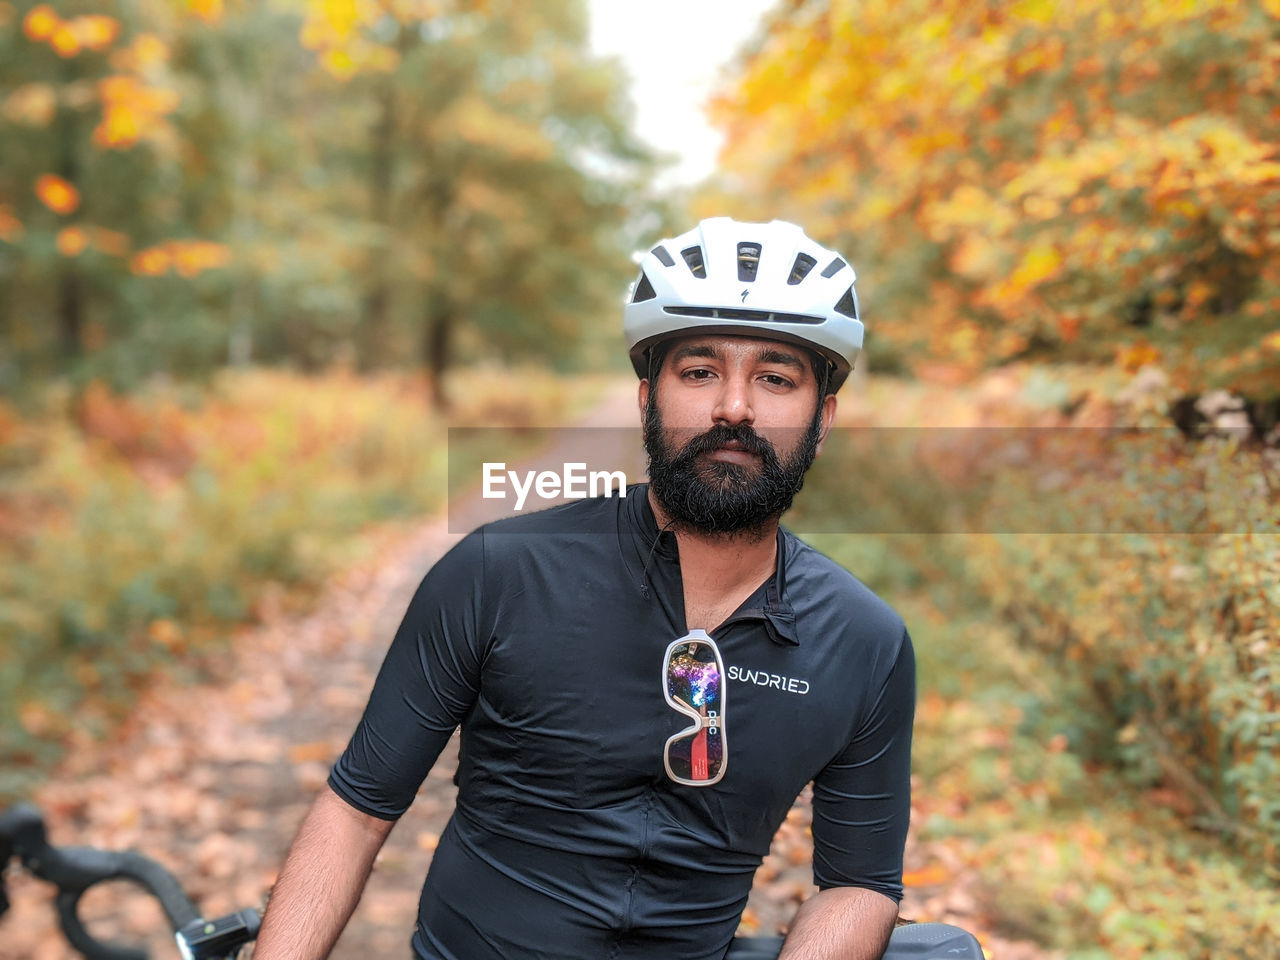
[703,442,761,465]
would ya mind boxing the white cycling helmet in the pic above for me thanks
[624,217,863,393]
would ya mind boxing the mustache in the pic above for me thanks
[671,423,778,463]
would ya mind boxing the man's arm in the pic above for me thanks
[793,627,916,959]
[777,886,898,960]
[252,786,396,960]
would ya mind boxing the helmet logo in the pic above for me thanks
[740,289,749,302]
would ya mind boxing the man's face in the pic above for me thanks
[640,335,836,537]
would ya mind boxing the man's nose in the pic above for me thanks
[711,376,754,426]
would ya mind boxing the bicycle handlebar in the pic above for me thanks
[0,804,259,960]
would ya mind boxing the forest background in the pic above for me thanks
[1,1,1277,958]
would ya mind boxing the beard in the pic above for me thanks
[644,392,824,539]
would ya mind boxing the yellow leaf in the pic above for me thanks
[323,48,356,78]
[50,23,81,57]
[35,173,80,214]
[187,0,225,23]
[93,75,180,148]
[1008,244,1061,289]
[22,4,59,41]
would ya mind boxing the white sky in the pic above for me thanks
[587,0,780,188]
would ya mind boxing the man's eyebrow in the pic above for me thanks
[756,348,806,371]
[669,343,721,363]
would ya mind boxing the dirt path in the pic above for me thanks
[2,382,1054,959]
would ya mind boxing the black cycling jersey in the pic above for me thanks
[329,484,915,960]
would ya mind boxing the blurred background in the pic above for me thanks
[1,1,1277,958]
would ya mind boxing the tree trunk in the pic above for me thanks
[358,69,398,370]
[56,268,83,360]
[423,299,452,411]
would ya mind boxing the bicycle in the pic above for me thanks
[2,804,984,959]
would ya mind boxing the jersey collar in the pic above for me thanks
[624,484,800,647]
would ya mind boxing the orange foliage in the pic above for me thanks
[54,224,131,259]
[712,0,1280,393]
[55,226,88,257]
[22,7,120,57]
[129,239,231,277]
[74,380,196,473]
[186,0,225,24]
[21,4,58,41]
[34,173,79,214]
[93,75,180,148]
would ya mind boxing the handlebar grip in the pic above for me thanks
[55,889,147,960]
[4,805,205,959]
[41,846,202,959]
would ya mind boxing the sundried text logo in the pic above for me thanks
[727,665,810,695]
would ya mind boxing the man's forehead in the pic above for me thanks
[666,334,812,365]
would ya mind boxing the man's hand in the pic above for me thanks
[777,886,899,960]
[253,786,396,960]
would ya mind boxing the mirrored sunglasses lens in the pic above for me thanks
[665,641,724,782]
[666,729,724,783]
[665,642,723,713]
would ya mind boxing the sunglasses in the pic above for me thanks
[662,630,727,786]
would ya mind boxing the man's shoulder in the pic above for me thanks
[782,531,907,640]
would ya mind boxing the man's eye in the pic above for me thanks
[684,368,714,380]
[762,374,794,387]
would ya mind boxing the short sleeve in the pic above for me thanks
[328,531,489,820]
[810,628,915,902]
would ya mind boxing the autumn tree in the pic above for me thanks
[709,0,1280,397]
[1,0,658,397]
[0,0,251,391]
[298,0,654,403]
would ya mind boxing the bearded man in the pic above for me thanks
[254,218,915,960]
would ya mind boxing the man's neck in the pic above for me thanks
[647,488,779,632]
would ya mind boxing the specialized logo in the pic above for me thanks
[740,288,750,302]
[727,664,810,695]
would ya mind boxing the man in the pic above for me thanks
[254,218,914,960]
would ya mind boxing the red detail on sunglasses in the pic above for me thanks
[691,707,709,780]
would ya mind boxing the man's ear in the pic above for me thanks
[815,394,838,456]
[638,379,650,423]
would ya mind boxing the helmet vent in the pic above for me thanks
[820,257,848,278]
[737,242,761,282]
[631,272,657,303]
[681,245,707,278]
[788,253,817,285]
[664,306,824,325]
[651,245,675,267]
[834,285,859,319]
